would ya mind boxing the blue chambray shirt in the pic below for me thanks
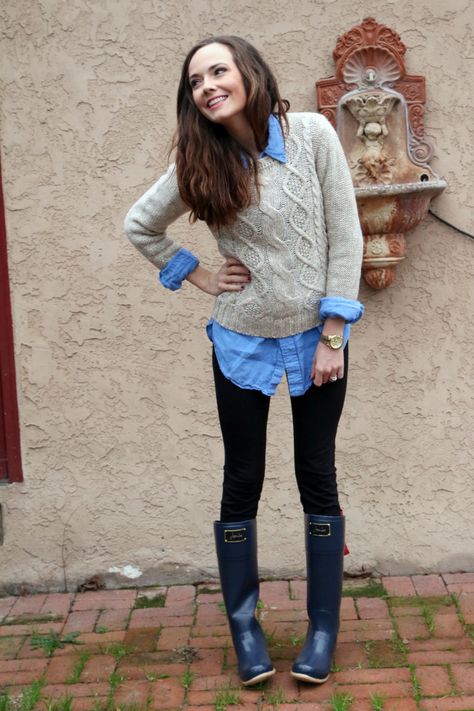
[158,114,364,396]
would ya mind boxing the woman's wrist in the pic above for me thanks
[322,316,345,335]
[186,264,217,295]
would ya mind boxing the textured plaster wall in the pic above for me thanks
[0,0,473,592]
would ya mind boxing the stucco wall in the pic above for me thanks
[0,0,473,593]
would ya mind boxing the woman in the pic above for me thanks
[124,35,364,687]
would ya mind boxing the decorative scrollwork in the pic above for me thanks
[334,18,406,71]
[409,103,425,137]
[409,134,435,166]
[334,27,365,62]
[320,108,335,124]
[397,80,424,102]
[377,27,406,57]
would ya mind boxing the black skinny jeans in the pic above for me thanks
[212,346,349,522]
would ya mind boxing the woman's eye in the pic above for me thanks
[215,67,225,75]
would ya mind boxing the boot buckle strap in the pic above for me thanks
[309,522,331,537]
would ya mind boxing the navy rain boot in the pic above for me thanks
[214,519,275,686]
[291,514,345,683]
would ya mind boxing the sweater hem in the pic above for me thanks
[211,304,321,338]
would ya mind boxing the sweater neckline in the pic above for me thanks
[258,155,279,171]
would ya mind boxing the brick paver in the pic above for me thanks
[44,654,77,683]
[0,597,16,620]
[447,582,474,594]
[1,574,474,710]
[408,636,472,652]
[433,610,465,637]
[416,665,453,696]
[411,574,447,596]
[397,614,431,639]
[129,607,193,627]
[356,596,390,619]
[95,607,130,631]
[421,698,474,710]
[149,677,186,708]
[80,654,116,682]
[156,625,190,649]
[8,594,48,617]
[408,649,473,665]
[41,682,110,698]
[458,592,474,624]
[340,596,358,619]
[113,679,150,706]
[41,592,74,617]
[76,630,126,648]
[73,589,137,610]
[62,610,99,633]
[165,584,195,607]
[451,663,474,693]
[335,680,414,699]
[383,576,417,596]
[443,573,474,583]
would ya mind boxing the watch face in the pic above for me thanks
[330,335,343,349]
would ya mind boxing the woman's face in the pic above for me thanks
[188,43,247,128]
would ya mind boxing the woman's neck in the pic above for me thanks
[222,115,259,160]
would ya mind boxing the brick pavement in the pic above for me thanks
[0,574,473,710]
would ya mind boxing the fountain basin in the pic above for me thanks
[355,179,447,289]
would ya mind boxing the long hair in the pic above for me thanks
[172,35,290,229]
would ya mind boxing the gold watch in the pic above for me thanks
[320,334,344,350]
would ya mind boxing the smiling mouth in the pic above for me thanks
[207,95,228,109]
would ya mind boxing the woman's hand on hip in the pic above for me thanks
[311,341,344,387]
[186,258,251,296]
[208,257,251,296]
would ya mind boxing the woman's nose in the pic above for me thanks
[202,76,216,92]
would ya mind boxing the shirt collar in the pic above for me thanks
[259,113,287,163]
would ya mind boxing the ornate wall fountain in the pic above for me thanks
[317,18,447,289]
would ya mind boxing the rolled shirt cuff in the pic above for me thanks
[320,296,365,324]
[158,248,199,291]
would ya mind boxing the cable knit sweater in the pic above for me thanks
[124,112,363,338]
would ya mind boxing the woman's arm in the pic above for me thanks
[124,163,189,269]
[125,165,251,295]
[310,114,364,386]
[311,114,364,300]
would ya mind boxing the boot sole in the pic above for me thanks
[242,668,276,686]
[290,670,329,684]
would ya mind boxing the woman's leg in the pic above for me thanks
[290,346,348,683]
[212,350,275,685]
[212,349,271,521]
[290,345,349,515]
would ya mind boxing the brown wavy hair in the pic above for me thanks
[172,35,290,229]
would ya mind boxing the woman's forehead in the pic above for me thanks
[188,43,234,76]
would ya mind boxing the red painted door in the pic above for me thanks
[0,383,7,480]
[0,157,22,482]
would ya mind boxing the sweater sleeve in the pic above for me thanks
[124,163,190,270]
[310,114,363,300]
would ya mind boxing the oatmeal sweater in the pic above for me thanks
[124,112,363,338]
